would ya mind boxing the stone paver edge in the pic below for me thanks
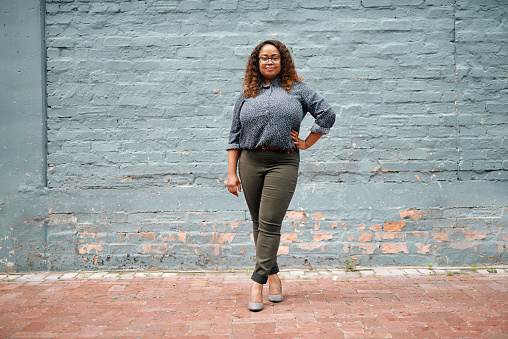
[0,265,507,281]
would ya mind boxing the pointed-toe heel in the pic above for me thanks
[268,280,283,303]
[248,289,264,312]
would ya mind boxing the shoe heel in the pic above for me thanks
[248,286,264,312]
[268,279,283,303]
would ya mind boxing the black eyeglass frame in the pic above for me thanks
[258,55,281,63]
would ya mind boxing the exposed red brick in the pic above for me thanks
[370,224,382,231]
[315,222,321,231]
[177,233,186,243]
[217,233,235,244]
[139,233,155,240]
[312,212,327,220]
[78,244,102,254]
[347,235,354,242]
[281,233,297,243]
[381,243,408,254]
[212,244,220,255]
[286,211,306,219]
[356,224,367,231]
[342,244,349,253]
[313,233,334,242]
[433,232,448,242]
[399,210,423,220]
[141,244,167,254]
[384,221,405,232]
[415,243,431,254]
[358,233,372,242]
[375,232,405,241]
[277,245,289,255]
[297,244,324,251]
[503,234,508,241]
[351,244,377,254]
[331,221,339,228]
[463,231,487,241]
[411,231,429,238]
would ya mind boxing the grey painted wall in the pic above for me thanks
[0,0,46,270]
[0,0,506,272]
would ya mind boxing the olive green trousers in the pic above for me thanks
[238,149,300,284]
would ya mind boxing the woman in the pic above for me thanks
[226,40,335,311]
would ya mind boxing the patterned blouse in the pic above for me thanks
[227,78,336,150]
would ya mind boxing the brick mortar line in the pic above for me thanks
[1,266,507,281]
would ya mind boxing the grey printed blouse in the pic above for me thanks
[227,77,336,151]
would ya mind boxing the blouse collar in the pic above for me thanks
[262,76,281,89]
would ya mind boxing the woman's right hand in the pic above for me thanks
[227,174,242,197]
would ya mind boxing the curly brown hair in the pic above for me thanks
[242,40,302,98]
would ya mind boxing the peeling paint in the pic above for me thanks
[217,233,235,244]
[351,244,378,254]
[281,233,297,243]
[312,233,334,242]
[399,210,423,220]
[277,245,289,255]
[381,243,408,254]
[358,233,373,242]
[433,232,449,242]
[463,231,487,241]
[286,211,306,219]
[312,212,326,220]
[384,221,405,232]
[415,243,431,254]
[375,232,405,241]
[79,244,102,254]
[297,243,324,251]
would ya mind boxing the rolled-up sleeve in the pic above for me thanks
[300,83,336,135]
[226,94,244,150]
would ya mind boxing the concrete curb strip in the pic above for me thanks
[1,266,507,281]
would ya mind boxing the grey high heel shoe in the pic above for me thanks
[248,287,264,312]
[268,279,283,303]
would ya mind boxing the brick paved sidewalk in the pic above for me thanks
[1,268,507,338]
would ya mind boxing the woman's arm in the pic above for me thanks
[227,149,242,196]
[290,131,322,150]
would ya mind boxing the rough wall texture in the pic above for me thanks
[1,0,507,271]
[0,0,46,271]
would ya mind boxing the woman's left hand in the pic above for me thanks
[291,130,308,150]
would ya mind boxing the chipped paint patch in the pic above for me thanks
[399,210,423,220]
[286,211,306,219]
[312,233,334,242]
[415,243,431,254]
[382,243,408,254]
[79,244,102,254]
[281,233,297,243]
[384,221,405,232]
[351,244,378,254]
[358,233,373,242]
[463,231,487,241]
[217,233,235,244]
[433,232,448,242]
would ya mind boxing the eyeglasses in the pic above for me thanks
[259,55,281,63]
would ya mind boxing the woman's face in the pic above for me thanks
[258,44,281,84]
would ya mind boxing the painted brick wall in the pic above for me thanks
[1,0,506,271]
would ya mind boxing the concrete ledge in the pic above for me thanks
[1,266,507,281]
